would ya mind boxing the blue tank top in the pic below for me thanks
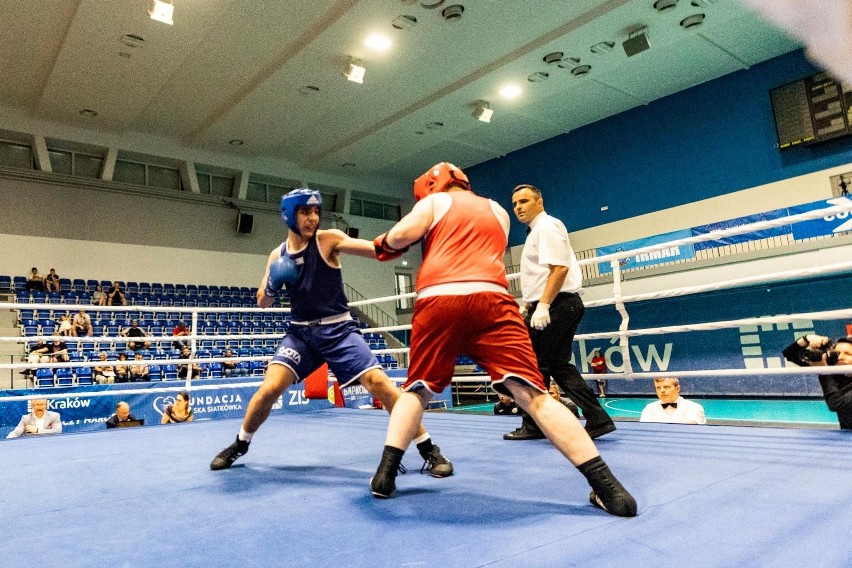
[282,236,350,321]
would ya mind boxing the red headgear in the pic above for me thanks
[413,162,470,202]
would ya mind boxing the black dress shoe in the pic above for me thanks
[503,427,546,440]
[585,421,616,439]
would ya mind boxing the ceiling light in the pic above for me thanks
[654,0,678,11]
[691,0,719,6]
[571,65,592,76]
[228,139,244,146]
[590,41,615,54]
[392,15,417,30]
[472,100,493,123]
[543,52,564,65]
[345,57,365,84]
[420,0,445,7]
[365,34,392,52]
[680,13,705,29]
[557,57,581,69]
[79,109,98,117]
[441,5,464,21]
[528,72,549,83]
[298,85,320,95]
[425,121,444,130]
[120,34,146,48]
[148,0,174,25]
[499,84,522,99]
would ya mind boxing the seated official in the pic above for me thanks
[6,399,62,438]
[494,394,520,416]
[639,377,706,425]
[106,401,139,428]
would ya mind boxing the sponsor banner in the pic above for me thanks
[0,378,333,439]
[691,209,790,251]
[789,197,852,240]
[596,230,696,274]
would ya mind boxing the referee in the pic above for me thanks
[505,184,616,440]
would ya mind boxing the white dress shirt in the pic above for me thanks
[639,396,707,425]
[520,211,582,303]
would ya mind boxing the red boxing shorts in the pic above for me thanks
[404,291,546,395]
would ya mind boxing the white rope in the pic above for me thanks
[584,261,852,307]
[0,381,266,403]
[449,365,852,381]
[575,308,852,341]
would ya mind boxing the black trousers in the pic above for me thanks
[519,292,612,431]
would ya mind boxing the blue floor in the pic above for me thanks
[457,397,839,426]
[1,410,850,567]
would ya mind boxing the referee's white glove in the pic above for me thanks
[530,303,551,330]
[518,303,528,317]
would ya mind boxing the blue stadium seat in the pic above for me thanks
[55,367,74,387]
[151,283,164,296]
[15,291,30,304]
[86,279,99,292]
[126,282,139,294]
[148,365,162,381]
[173,284,185,296]
[72,279,86,292]
[59,278,72,292]
[210,362,223,379]
[35,368,54,388]
[186,284,198,297]
[162,364,178,381]
[76,367,93,386]
[0,275,11,293]
[13,276,27,291]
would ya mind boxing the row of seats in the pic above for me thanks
[0,276,258,298]
[30,361,268,388]
[14,290,263,308]
[17,310,290,324]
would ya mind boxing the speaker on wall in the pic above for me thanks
[623,32,650,57]
[346,227,360,238]
[236,212,254,234]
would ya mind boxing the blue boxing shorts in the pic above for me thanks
[270,319,381,388]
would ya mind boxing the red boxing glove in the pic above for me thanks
[374,233,409,261]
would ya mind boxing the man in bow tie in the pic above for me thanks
[639,377,706,425]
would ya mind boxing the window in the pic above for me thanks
[245,177,297,204]
[0,141,34,170]
[211,175,234,197]
[114,159,181,190]
[395,272,413,310]
[350,196,402,221]
[47,149,103,178]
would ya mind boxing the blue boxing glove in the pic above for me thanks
[265,255,299,297]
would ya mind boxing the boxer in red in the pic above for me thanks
[369,163,637,517]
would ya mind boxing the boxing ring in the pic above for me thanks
[1,201,851,566]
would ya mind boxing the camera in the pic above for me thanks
[801,345,840,365]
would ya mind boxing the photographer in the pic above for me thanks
[783,334,852,430]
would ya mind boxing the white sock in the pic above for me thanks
[413,433,430,445]
[238,427,253,443]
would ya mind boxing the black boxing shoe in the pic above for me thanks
[580,456,637,518]
[371,445,404,498]
[210,437,249,470]
[420,445,453,478]
[503,426,546,440]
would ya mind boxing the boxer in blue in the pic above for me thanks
[210,189,453,477]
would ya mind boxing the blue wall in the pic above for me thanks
[467,50,852,247]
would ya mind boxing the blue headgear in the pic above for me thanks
[280,188,322,234]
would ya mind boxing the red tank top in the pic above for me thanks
[416,191,509,292]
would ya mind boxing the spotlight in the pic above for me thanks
[345,57,365,84]
[472,100,493,123]
[148,0,174,25]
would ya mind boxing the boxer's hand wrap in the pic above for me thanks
[374,233,409,262]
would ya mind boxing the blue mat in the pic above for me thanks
[1,410,849,567]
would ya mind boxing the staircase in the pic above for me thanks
[344,283,407,366]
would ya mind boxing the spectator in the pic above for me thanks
[49,339,69,363]
[6,398,62,438]
[91,285,107,306]
[25,267,44,292]
[549,382,581,418]
[44,268,60,292]
[783,334,852,430]
[106,401,138,428]
[107,281,126,306]
[177,346,202,379]
[639,378,707,425]
[161,391,194,424]
[172,321,190,350]
[590,349,607,398]
[114,353,130,383]
[94,351,116,384]
[23,340,51,378]
[493,394,520,416]
[57,313,73,336]
[72,309,93,337]
[130,354,149,382]
[121,319,151,351]
[222,348,239,377]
